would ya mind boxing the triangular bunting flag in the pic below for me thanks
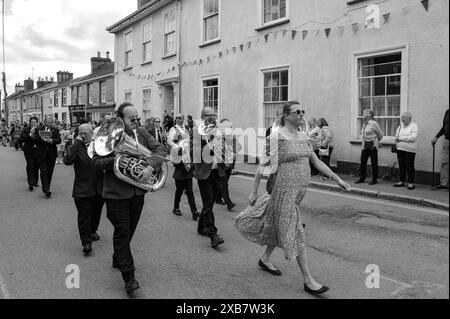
[324,28,331,37]
[352,22,359,33]
[382,13,391,24]
[199,59,203,65]
[206,57,210,63]
[282,29,287,37]
[337,26,344,35]
[138,75,141,79]
[232,46,237,53]
[193,60,197,65]
[256,38,261,44]
[302,30,308,40]
[421,0,429,11]
[157,72,161,76]
[291,30,297,40]
[239,44,244,52]
[264,34,269,42]
[247,41,252,49]
[218,51,223,58]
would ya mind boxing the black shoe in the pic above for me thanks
[211,234,224,248]
[407,184,415,190]
[227,202,236,211]
[215,199,226,205]
[393,182,405,187]
[33,184,39,187]
[304,284,329,295]
[172,208,182,216]
[192,212,200,221]
[258,259,282,276]
[82,243,92,255]
[125,278,140,294]
[91,232,100,242]
[368,180,377,185]
[432,185,449,190]
[29,186,34,192]
[45,192,52,198]
[354,179,365,184]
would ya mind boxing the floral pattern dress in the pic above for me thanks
[234,131,312,261]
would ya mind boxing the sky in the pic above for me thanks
[1,0,137,95]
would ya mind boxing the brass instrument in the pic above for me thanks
[197,118,235,167]
[89,118,169,191]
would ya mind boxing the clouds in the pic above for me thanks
[3,0,136,93]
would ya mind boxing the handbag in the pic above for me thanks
[319,147,329,157]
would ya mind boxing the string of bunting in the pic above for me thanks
[122,0,435,80]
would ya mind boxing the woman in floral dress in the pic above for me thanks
[235,101,351,295]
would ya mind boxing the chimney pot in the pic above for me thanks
[106,51,110,59]
[97,51,101,58]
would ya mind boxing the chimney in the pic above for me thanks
[23,78,34,92]
[57,71,63,83]
[91,51,112,73]
[97,51,101,58]
[106,51,110,59]
[15,83,24,93]
[45,76,48,81]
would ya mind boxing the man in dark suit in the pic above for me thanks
[148,117,166,145]
[193,107,225,249]
[64,124,104,255]
[93,103,167,294]
[34,120,61,198]
[19,117,40,191]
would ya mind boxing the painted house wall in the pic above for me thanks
[112,0,180,121]
[179,0,449,178]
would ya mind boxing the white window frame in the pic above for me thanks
[142,18,152,63]
[202,0,220,44]
[259,65,291,135]
[164,8,177,57]
[351,44,409,143]
[124,31,133,68]
[142,87,152,119]
[88,84,94,105]
[259,0,289,28]
[49,91,54,107]
[54,90,59,108]
[200,73,220,119]
[124,90,132,104]
[100,81,107,103]
[62,88,67,107]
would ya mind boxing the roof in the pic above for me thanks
[70,63,114,86]
[6,91,25,100]
[106,0,175,34]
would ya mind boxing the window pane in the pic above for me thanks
[281,86,288,101]
[204,0,219,15]
[165,10,176,33]
[264,88,271,102]
[372,77,386,96]
[280,0,286,18]
[264,73,271,88]
[359,79,370,97]
[204,14,219,41]
[372,97,385,117]
[280,70,288,85]
[387,75,401,95]
[271,72,279,87]
[387,96,400,116]
[358,98,371,116]
[272,88,279,101]
[386,118,400,136]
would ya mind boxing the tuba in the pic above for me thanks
[197,118,235,167]
[88,118,169,191]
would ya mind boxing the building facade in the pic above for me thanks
[107,0,181,122]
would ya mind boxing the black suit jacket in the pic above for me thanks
[93,127,167,200]
[34,126,61,160]
[63,139,103,198]
[18,127,38,155]
[193,126,216,181]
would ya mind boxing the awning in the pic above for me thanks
[86,104,116,114]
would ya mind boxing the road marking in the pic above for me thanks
[0,271,10,299]
[235,175,449,217]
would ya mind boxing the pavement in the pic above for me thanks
[0,146,448,299]
[233,163,450,211]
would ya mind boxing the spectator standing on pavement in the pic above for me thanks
[317,118,334,180]
[355,110,384,185]
[432,108,449,190]
[18,117,40,191]
[393,112,418,190]
[307,118,321,176]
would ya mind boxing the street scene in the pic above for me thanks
[0,0,449,303]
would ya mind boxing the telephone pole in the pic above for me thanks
[1,0,7,124]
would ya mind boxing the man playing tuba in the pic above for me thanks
[92,103,167,294]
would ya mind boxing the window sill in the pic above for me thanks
[141,61,153,66]
[347,0,367,5]
[255,18,290,32]
[199,39,221,48]
[123,67,133,72]
[162,53,176,60]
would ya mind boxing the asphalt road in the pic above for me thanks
[0,146,448,299]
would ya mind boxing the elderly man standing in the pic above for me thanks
[432,108,449,190]
[64,124,104,255]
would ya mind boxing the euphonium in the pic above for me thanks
[88,118,169,191]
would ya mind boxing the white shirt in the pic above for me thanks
[396,122,418,153]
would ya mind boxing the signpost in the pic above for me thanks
[68,105,87,127]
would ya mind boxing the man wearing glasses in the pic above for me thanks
[149,117,166,145]
[93,102,167,294]
[193,107,225,249]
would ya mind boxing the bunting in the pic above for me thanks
[324,28,331,37]
[421,0,429,11]
[382,13,391,24]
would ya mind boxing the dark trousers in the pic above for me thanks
[197,169,220,237]
[74,196,104,245]
[320,147,334,170]
[24,153,39,186]
[106,195,144,276]
[397,150,416,183]
[174,178,197,213]
[359,148,379,181]
[217,169,233,205]
[37,157,56,193]
[310,150,320,175]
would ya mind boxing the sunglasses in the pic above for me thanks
[130,117,141,123]
[290,109,306,115]
[176,117,183,120]
[155,120,161,123]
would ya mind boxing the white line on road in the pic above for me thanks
[235,175,449,217]
[0,271,10,299]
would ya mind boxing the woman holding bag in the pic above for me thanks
[318,118,334,180]
[393,112,419,190]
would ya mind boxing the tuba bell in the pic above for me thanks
[88,118,169,191]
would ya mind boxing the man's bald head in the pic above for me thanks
[79,123,93,134]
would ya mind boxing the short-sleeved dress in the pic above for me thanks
[234,131,312,261]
